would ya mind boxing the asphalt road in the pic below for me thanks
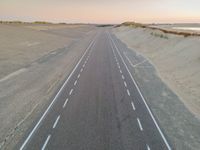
[18,29,172,150]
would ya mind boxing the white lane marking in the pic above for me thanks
[69,89,74,95]
[123,52,135,68]
[63,98,68,108]
[133,60,148,68]
[122,75,125,80]
[124,81,127,87]
[137,118,143,131]
[74,80,77,86]
[131,101,136,110]
[120,70,122,74]
[53,115,60,129]
[118,65,121,69]
[147,144,151,150]
[108,33,171,150]
[80,68,83,72]
[127,89,130,96]
[77,74,80,79]
[124,52,148,68]
[82,64,85,68]
[20,35,97,150]
[41,135,51,150]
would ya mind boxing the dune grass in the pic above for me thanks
[118,22,200,37]
[151,32,168,39]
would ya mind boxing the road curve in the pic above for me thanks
[18,28,172,150]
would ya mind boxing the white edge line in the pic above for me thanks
[53,115,60,129]
[41,134,51,150]
[20,34,97,150]
[108,32,171,150]
[63,98,68,108]
[137,118,143,131]
[131,101,136,110]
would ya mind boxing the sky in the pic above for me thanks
[0,0,200,24]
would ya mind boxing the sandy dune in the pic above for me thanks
[114,26,200,118]
[0,23,96,149]
[0,24,96,79]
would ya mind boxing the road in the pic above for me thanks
[18,29,172,150]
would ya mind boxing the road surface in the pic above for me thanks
[18,29,172,150]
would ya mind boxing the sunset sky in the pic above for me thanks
[0,0,200,24]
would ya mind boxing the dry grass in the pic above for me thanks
[118,22,200,37]
[150,32,168,39]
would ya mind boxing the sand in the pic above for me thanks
[114,26,200,118]
[0,23,96,149]
[0,23,96,79]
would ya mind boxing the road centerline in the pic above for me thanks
[41,134,51,150]
[74,80,77,86]
[124,81,127,87]
[127,89,130,96]
[63,98,68,108]
[53,115,60,129]
[69,89,74,96]
[131,101,136,110]
[137,118,143,131]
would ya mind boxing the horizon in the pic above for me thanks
[0,0,200,24]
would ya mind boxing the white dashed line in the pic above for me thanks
[131,101,136,110]
[74,80,77,86]
[80,68,83,72]
[147,144,151,150]
[82,64,85,68]
[69,89,74,95]
[41,134,51,150]
[137,118,143,131]
[127,89,130,96]
[119,70,122,74]
[108,33,171,150]
[53,115,60,129]
[124,81,127,87]
[63,98,68,108]
[122,75,125,80]
[77,74,80,79]
[20,33,97,150]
